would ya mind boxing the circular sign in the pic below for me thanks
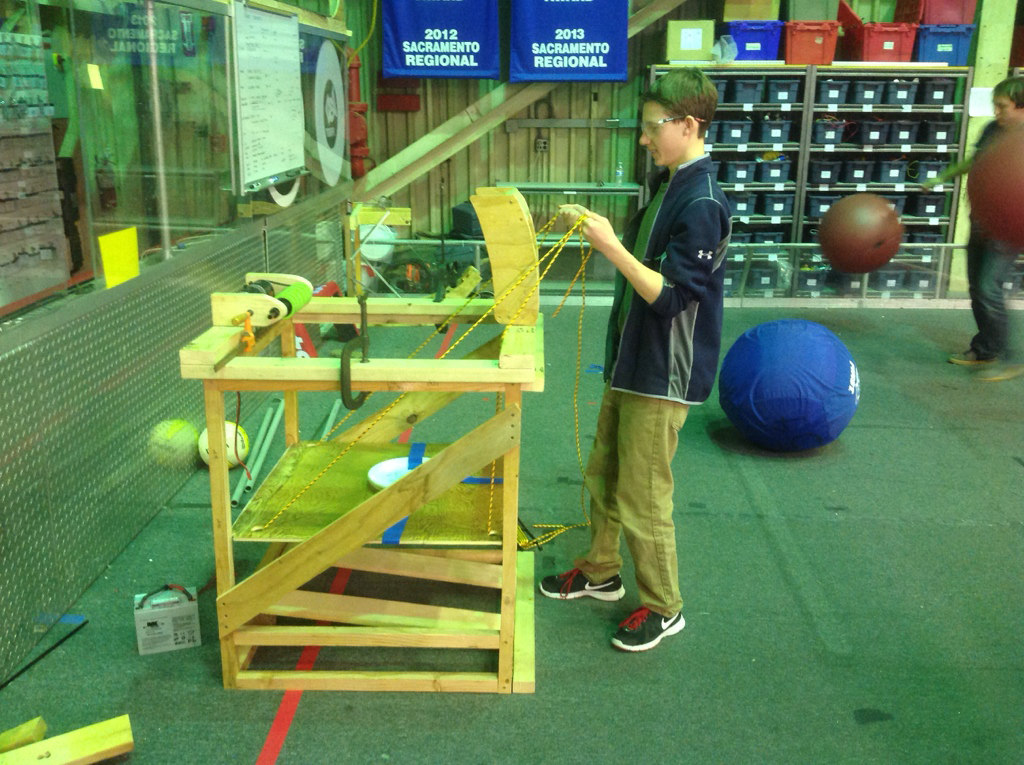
[313,40,345,186]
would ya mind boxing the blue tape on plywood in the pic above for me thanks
[381,443,427,544]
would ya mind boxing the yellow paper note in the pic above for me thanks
[98,227,139,288]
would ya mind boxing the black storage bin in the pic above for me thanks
[833,271,866,296]
[876,159,909,183]
[919,78,956,104]
[915,159,947,183]
[921,121,957,145]
[798,268,829,292]
[708,77,729,99]
[906,270,938,293]
[723,267,745,296]
[767,79,801,104]
[731,78,766,104]
[704,121,721,144]
[749,264,780,290]
[872,267,906,291]
[757,159,793,182]
[913,194,947,217]
[883,194,907,215]
[722,160,758,183]
[857,120,890,145]
[752,230,785,244]
[761,193,795,216]
[807,193,841,218]
[910,231,945,258]
[756,119,793,143]
[843,159,875,183]
[710,160,722,179]
[812,119,844,144]
[808,159,842,184]
[816,79,850,104]
[889,120,920,145]
[718,120,754,144]
[727,191,757,216]
[885,80,919,105]
[848,80,886,104]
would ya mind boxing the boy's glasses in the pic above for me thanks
[640,115,707,137]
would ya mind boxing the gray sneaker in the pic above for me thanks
[538,568,625,601]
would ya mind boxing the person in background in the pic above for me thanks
[926,76,1024,381]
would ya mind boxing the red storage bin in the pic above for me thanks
[1012,26,1024,68]
[839,1,917,61]
[784,21,840,64]
[894,0,976,25]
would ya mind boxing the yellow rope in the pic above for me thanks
[252,213,594,537]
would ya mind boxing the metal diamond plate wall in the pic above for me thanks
[265,186,348,287]
[0,222,267,683]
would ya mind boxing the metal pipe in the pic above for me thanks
[319,398,343,441]
[231,402,276,507]
[144,0,172,259]
[244,398,286,492]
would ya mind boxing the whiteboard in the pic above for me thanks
[233,2,305,190]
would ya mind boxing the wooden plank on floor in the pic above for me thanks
[0,715,133,765]
[233,625,500,649]
[234,670,500,693]
[513,551,536,694]
[266,590,501,631]
[0,718,46,753]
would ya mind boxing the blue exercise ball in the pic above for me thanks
[719,319,860,452]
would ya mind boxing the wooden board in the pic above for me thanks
[232,441,504,545]
[0,715,132,765]
[0,718,46,754]
[470,188,539,326]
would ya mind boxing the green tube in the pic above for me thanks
[275,281,313,316]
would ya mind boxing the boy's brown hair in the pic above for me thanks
[994,76,1024,108]
[642,68,718,139]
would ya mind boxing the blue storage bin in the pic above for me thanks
[749,265,780,289]
[704,121,721,144]
[915,25,975,66]
[808,159,842,184]
[910,231,945,258]
[710,160,722,179]
[708,77,729,99]
[730,78,766,104]
[723,267,745,296]
[758,159,793,182]
[719,120,755,144]
[812,119,845,144]
[816,79,850,104]
[761,193,795,216]
[906,270,937,293]
[889,120,920,144]
[843,159,875,183]
[848,80,886,104]
[767,79,802,104]
[798,268,829,292]
[752,230,786,244]
[833,270,866,295]
[722,160,758,183]
[725,21,785,60]
[756,119,794,143]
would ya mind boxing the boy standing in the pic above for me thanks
[539,68,731,652]
[928,76,1024,381]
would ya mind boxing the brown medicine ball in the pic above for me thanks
[967,128,1024,252]
[817,193,903,274]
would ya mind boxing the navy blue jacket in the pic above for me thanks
[606,154,731,404]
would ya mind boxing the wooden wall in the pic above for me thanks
[343,0,723,240]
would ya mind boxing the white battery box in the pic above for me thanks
[133,586,201,655]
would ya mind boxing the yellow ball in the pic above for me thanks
[198,422,250,467]
[149,419,199,468]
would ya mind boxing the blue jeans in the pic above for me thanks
[966,226,1017,362]
[575,387,689,617]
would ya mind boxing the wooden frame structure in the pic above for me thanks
[179,188,543,692]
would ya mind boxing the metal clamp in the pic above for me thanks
[339,294,370,410]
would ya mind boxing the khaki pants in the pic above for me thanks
[574,387,689,617]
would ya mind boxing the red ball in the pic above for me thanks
[967,128,1024,251]
[817,193,903,274]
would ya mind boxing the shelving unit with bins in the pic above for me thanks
[648,64,972,301]
[799,66,971,299]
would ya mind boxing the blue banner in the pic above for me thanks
[509,0,629,83]
[381,0,500,79]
